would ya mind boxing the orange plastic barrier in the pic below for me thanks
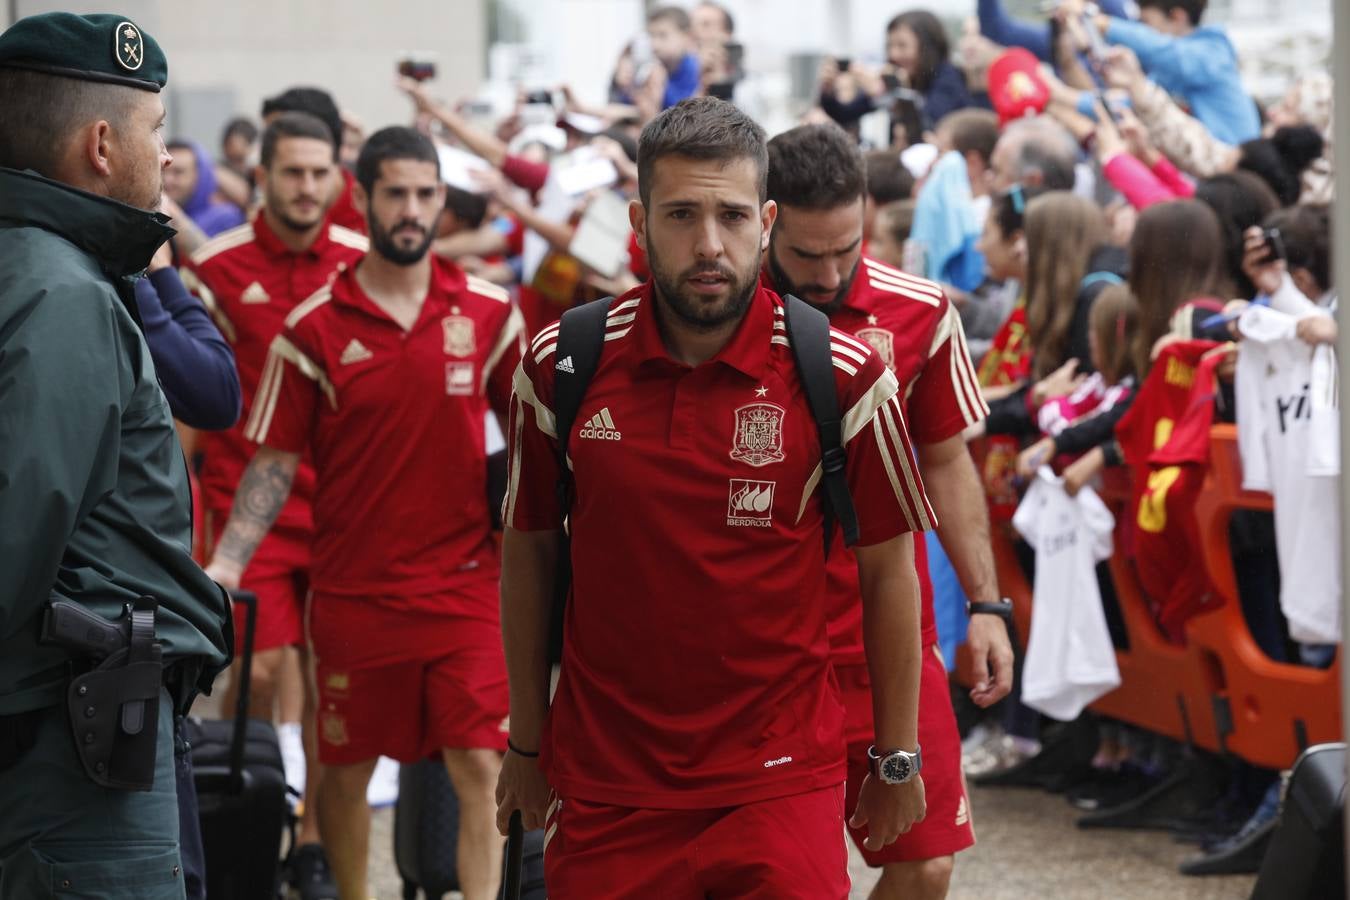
[981,426,1341,770]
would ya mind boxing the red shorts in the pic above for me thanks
[309,591,508,765]
[206,508,309,652]
[543,785,849,900]
[839,646,975,866]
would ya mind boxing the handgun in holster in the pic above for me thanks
[41,597,163,791]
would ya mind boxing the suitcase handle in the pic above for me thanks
[226,590,259,794]
[503,811,523,900]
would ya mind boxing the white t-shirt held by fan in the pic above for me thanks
[1013,468,1121,721]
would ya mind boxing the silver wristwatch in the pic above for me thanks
[867,745,922,784]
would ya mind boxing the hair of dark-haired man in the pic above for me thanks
[647,4,691,31]
[260,111,338,169]
[1137,0,1207,27]
[937,108,1000,166]
[864,149,916,205]
[765,124,865,210]
[222,117,259,147]
[0,68,138,175]
[261,87,343,150]
[885,10,951,93]
[1266,204,1332,295]
[443,185,489,231]
[636,97,767,208]
[355,126,440,193]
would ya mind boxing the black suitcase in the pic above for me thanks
[394,757,546,899]
[184,590,291,899]
[1251,742,1346,900]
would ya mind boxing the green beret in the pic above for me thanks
[0,12,166,92]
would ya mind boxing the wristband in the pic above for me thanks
[968,598,1014,620]
[507,738,539,758]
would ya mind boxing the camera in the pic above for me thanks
[835,56,851,71]
[523,89,554,106]
[1262,227,1287,264]
[397,56,436,83]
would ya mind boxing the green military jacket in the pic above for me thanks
[0,168,231,715]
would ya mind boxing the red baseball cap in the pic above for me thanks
[987,48,1050,126]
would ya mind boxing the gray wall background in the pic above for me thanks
[5,0,487,152]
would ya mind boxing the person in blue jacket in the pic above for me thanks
[1072,0,1259,145]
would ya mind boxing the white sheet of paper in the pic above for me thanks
[436,144,492,194]
[568,190,631,279]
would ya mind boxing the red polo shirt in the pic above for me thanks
[764,257,988,661]
[245,257,525,603]
[505,282,935,809]
[187,213,368,528]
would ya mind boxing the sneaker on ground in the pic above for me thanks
[963,734,1041,778]
[289,843,338,900]
[367,755,400,808]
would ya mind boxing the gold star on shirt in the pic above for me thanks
[755,386,768,398]
[867,314,879,325]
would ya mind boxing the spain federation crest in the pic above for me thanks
[114,21,144,71]
[730,402,786,468]
[442,314,476,357]
[857,326,896,371]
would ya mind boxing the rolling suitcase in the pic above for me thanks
[1251,742,1346,900]
[395,758,546,899]
[183,590,291,899]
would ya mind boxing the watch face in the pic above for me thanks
[882,753,911,783]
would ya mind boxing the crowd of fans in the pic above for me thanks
[150,0,1336,891]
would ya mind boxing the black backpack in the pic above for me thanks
[544,294,859,660]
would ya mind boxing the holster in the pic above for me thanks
[65,597,163,791]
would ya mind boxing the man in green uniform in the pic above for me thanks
[0,13,231,897]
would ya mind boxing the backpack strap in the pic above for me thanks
[783,294,860,550]
[545,297,614,665]
[552,297,615,489]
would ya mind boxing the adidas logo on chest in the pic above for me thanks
[578,407,621,441]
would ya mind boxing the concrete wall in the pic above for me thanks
[8,0,486,150]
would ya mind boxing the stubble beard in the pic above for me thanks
[647,234,759,333]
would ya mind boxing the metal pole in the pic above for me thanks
[1336,0,1350,886]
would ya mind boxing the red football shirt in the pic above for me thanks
[505,282,935,809]
[763,256,988,660]
[245,257,525,601]
[187,213,368,528]
[1114,340,1223,640]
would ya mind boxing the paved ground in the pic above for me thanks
[358,779,1256,899]
[198,687,1255,899]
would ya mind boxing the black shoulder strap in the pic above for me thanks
[783,294,860,550]
[552,296,615,478]
[547,297,614,666]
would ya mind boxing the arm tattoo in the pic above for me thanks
[215,455,295,568]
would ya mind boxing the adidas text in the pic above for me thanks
[579,408,621,441]
[556,355,575,373]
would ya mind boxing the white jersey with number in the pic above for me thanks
[1012,468,1120,720]
[1236,306,1341,644]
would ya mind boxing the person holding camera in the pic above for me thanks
[821,10,978,137]
[0,13,232,896]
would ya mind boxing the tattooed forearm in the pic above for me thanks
[214,449,299,569]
